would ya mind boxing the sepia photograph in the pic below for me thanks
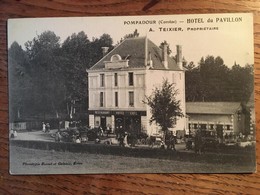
[8,13,256,174]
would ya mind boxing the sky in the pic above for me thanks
[8,13,254,67]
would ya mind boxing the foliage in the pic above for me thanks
[227,63,254,102]
[159,41,172,55]
[124,29,139,39]
[8,41,31,121]
[118,29,140,44]
[61,31,90,117]
[185,55,254,102]
[9,30,113,121]
[23,31,65,118]
[144,79,184,133]
[89,33,113,67]
[61,32,113,118]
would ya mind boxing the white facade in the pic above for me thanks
[88,68,186,135]
[88,69,146,111]
[145,70,186,135]
[87,37,186,135]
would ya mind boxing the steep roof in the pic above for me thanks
[89,37,180,70]
[186,102,242,115]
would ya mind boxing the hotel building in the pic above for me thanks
[87,37,186,135]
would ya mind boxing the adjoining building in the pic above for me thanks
[246,92,255,135]
[186,102,247,138]
[87,37,186,135]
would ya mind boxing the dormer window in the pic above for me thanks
[111,54,122,61]
[105,54,129,69]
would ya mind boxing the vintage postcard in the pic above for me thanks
[8,13,255,174]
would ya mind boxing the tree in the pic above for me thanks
[186,56,230,101]
[89,33,113,67]
[159,41,172,55]
[24,31,65,119]
[185,55,254,102]
[9,31,115,124]
[124,29,139,39]
[183,58,195,70]
[185,65,203,102]
[228,63,254,102]
[62,32,113,119]
[61,31,91,118]
[8,41,31,121]
[62,31,91,67]
[118,29,140,44]
[144,79,184,140]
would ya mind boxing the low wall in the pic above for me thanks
[10,140,256,166]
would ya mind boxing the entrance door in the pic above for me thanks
[125,116,141,134]
[216,124,223,139]
[100,116,106,131]
[115,116,124,136]
[115,116,123,129]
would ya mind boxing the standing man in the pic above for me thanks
[42,122,46,133]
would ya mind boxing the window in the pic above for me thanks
[111,54,122,61]
[115,92,118,107]
[129,72,134,86]
[14,123,21,128]
[100,92,104,107]
[100,74,105,87]
[129,91,134,107]
[114,73,118,87]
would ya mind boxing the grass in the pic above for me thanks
[10,146,256,175]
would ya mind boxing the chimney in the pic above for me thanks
[176,45,183,69]
[147,52,153,68]
[144,36,148,66]
[162,42,168,69]
[101,47,109,56]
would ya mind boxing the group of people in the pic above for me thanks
[42,122,50,133]
[50,124,209,154]
[95,126,112,138]
[10,129,17,138]
[164,131,176,151]
[54,130,82,143]
[118,132,137,147]
[55,131,62,142]
[194,129,204,154]
[116,129,177,150]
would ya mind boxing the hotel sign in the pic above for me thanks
[115,111,139,116]
[89,110,146,116]
[94,111,111,115]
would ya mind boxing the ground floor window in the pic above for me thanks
[216,124,224,139]
[115,115,141,134]
[200,124,206,130]
[89,111,146,135]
